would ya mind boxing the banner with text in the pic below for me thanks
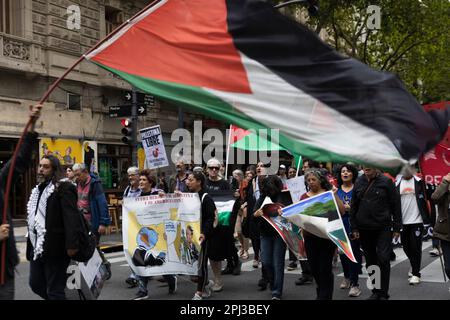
[122,193,201,276]
[140,125,169,169]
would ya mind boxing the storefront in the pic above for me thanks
[0,137,38,219]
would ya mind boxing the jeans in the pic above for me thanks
[0,277,14,300]
[260,235,286,298]
[304,235,336,300]
[401,224,423,277]
[29,256,71,300]
[340,238,363,286]
[440,240,450,280]
[137,274,176,294]
[359,229,392,298]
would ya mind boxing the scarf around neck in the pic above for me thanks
[27,181,56,260]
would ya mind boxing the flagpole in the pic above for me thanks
[296,156,302,177]
[0,1,163,285]
[224,124,232,181]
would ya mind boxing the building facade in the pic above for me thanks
[0,0,227,218]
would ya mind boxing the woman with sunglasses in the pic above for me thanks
[204,158,234,293]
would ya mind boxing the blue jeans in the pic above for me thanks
[340,238,363,287]
[260,235,286,298]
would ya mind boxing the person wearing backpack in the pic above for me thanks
[72,163,112,279]
[27,155,84,300]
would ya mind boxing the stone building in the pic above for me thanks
[0,0,226,218]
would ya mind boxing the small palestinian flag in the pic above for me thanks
[85,0,449,171]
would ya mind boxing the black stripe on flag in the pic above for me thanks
[225,0,449,160]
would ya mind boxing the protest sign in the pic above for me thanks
[420,144,450,185]
[122,193,201,276]
[140,125,169,169]
[285,176,306,204]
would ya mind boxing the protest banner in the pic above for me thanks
[285,176,306,204]
[260,197,306,260]
[122,193,201,276]
[420,144,450,185]
[282,191,356,262]
[140,125,169,169]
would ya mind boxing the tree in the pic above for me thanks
[273,0,450,103]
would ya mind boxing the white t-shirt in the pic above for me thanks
[399,178,423,225]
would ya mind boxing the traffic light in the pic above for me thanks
[121,118,133,144]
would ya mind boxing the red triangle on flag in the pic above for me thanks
[230,125,251,144]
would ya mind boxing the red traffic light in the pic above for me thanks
[120,118,132,127]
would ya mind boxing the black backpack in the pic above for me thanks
[71,209,97,263]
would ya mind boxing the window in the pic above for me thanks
[0,0,21,36]
[0,0,11,34]
[67,93,82,111]
[105,6,124,35]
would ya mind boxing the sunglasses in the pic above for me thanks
[208,167,220,171]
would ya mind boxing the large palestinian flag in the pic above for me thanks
[85,0,449,171]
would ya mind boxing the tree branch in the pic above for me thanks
[385,35,441,71]
[380,32,416,70]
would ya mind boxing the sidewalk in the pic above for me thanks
[13,224,123,261]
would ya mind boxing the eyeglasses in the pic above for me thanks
[208,167,220,171]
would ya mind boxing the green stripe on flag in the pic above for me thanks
[94,62,398,171]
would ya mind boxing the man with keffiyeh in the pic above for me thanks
[0,105,42,300]
[26,151,83,300]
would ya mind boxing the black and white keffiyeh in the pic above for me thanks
[27,182,55,260]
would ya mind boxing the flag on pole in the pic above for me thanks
[85,0,449,172]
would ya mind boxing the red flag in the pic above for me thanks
[420,144,450,185]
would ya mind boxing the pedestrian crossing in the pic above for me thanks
[105,239,447,283]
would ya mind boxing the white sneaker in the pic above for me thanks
[192,293,202,300]
[340,278,351,289]
[348,286,362,297]
[408,269,413,278]
[409,276,421,285]
[212,281,223,292]
[430,248,441,257]
[203,280,214,298]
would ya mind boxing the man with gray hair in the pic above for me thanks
[73,163,111,278]
[169,158,189,193]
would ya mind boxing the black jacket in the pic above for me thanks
[26,181,83,261]
[395,176,430,225]
[350,174,402,232]
[0,132,37,280]
[198,191,216,241]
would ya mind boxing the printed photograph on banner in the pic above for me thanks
[140,125,169,169]
[282,191,356,263]
[39,138,83,166]
[260,196,306,260]
[122,193,201,276]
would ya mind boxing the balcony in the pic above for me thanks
[0,33,46,75]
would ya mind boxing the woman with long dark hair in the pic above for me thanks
[188,171,216,300]
[253,175,292,300]
[336,164,363,297]
[300,169,345,300]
